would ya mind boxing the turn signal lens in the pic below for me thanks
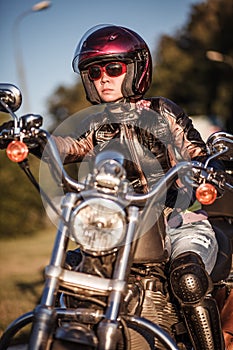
[196,183,217,205]
[6,140,29,162]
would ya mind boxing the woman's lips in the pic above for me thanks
[102,88,113,93]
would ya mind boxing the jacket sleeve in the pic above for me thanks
[52,130,95,164]
[155,97,208,162]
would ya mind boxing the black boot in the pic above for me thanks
[170,252,225,350]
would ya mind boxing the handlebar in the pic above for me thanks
[0,116,194,205]
[125,162,193,203]
[1,114,232,207]
[35,129,194,203]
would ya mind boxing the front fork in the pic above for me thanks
[29,200,139,350]
[97,206,139,350]
[28,193,77,350]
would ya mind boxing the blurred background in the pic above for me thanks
[0,0,232,337]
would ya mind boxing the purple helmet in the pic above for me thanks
[72,24,152,104]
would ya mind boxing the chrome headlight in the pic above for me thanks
[70,198,126,255]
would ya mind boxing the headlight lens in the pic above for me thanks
[70,198,126,254]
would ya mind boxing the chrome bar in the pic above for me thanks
[125,162,193,203]
[45,266,126,294]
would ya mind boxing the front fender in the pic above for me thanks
[0,311,33,350]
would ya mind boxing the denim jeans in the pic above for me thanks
[166,219,218,274]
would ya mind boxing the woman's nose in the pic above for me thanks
[100,71,109,82]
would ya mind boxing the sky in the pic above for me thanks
[0,0,201,127]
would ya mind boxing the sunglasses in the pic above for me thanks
[88,62,127,81]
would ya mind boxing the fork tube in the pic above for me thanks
[28,193,77,350]
[97,206,139,350]
[41,193,77,306]
[113,206,139,281]
[107,206,139,320]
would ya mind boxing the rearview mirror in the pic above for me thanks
[0,84,22,112]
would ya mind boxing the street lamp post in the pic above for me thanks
[13,1,51,113]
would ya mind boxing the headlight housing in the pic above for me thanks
[70,198,126,255]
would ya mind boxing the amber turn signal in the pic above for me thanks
[6,140,29,163]
[196,183,217,205]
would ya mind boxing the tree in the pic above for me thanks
[47,81,89,131]
[149,0,233,131]
[0,152,47,239]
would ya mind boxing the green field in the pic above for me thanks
[0,226,56,341]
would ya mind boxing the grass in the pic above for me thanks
[0,225,56,342]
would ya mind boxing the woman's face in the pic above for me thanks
[88,62,127,102]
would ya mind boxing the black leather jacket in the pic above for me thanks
[53,97,207,208]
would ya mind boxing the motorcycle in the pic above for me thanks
[0,83,233,350]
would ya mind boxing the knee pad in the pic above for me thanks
[170,252,213,304]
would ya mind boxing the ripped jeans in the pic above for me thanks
[166,219,218,274]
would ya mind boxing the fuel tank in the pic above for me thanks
[133,206,170,263]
